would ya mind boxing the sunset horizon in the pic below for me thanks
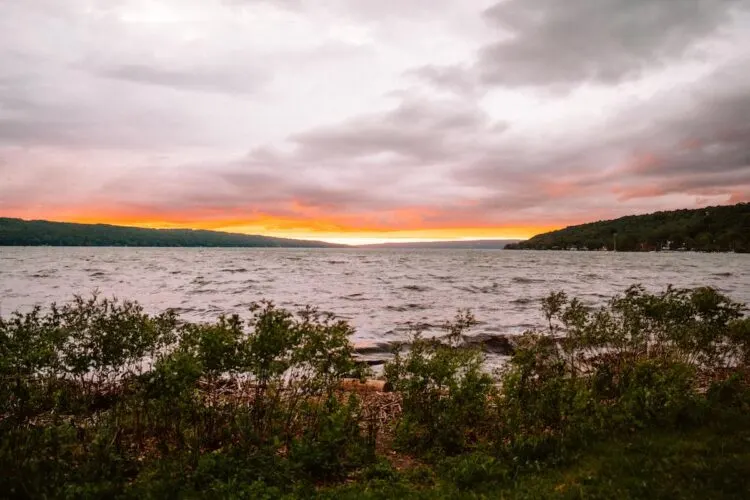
[2,1,749,236]
[1,211,552,244]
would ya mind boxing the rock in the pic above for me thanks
[352,340,396,367]
[352,340,394,355]
[461,333,517,356]
[363,358,386,367]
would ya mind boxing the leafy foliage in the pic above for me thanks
[1,285,749,497]
[384,311,494,454]
[0,297,372,497]
[495,285,750,464]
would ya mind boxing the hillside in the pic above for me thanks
[506,203,750,252]
[0,218,339,248]
[358,239,518,249]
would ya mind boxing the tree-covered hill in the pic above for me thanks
[0,218,340,247]
[506,203,750,252]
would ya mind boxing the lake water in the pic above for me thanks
[1,248,748,363]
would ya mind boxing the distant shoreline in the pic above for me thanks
[505,247,749,254]
[0,217,339,248]
[2,245,747,253]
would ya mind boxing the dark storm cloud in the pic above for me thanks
[478,0,745,87]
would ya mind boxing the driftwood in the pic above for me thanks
[339,378,388,393]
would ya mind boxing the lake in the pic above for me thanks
[1,247,748,364]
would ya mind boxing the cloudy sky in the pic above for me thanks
[1,0,749,243]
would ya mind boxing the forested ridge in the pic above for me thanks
[0,218,338,247]
[506,203,750,252]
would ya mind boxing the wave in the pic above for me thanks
[429,273,455,282]
[510,297,534,305]
[511,276,542,284]
[454,283,500,294]
[30,271,55,278]
[342,293,368,302]
[386,303,429,312]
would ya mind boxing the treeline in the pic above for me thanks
[0,218,337,247]
[2,287,750,497]
[507,202,750,252]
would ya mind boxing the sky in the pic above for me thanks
[1,0,749,244]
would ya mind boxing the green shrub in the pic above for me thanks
[707,373,750,411]
[609,358,701,428]
[290,394,373,481]
[0,295,178,427]
[494,285,749,467]
[1,285,748,496]
[385,311,494,455]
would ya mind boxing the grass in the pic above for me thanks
[323,411,750,499]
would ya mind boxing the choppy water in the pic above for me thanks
[1,248,748,350]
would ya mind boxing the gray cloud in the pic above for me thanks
[479,0,745,87]
[455,59,750,221]
[290,96,497,162]
[96,63,269,95]
[0,72,216,149]
[406,64,480,96]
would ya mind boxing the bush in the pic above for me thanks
[385,311,494,455]
[0,296,373,496]
[496,285,749,463]
[707,373,750,411]
[1,285,748,496]
[0,295,178,426]
[290,394,374,481]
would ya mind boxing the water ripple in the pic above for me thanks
[1,249,748,357]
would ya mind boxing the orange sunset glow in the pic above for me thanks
[7,206,558,245]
